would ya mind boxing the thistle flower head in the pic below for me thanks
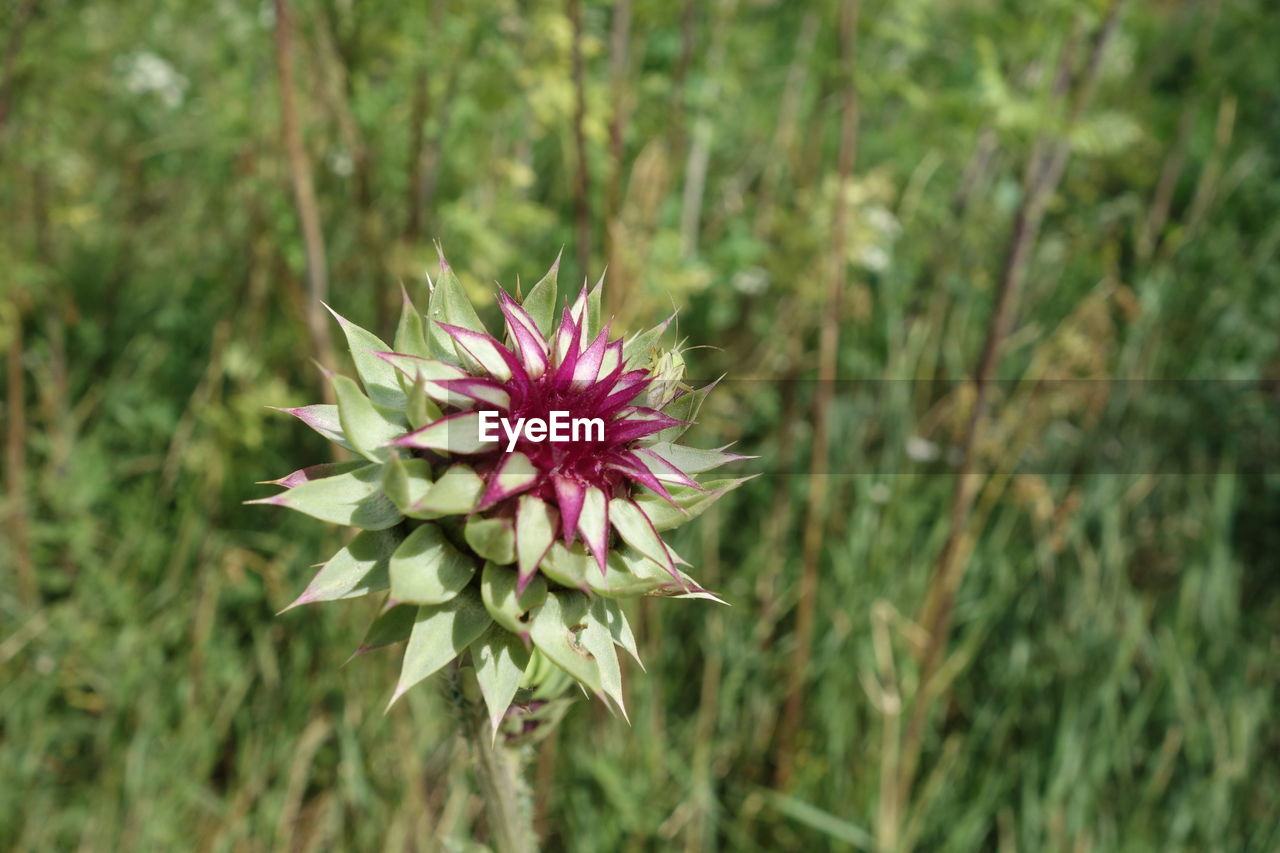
[253,253,750,726]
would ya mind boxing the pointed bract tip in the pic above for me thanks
[320,301,350,327]
[648,312,678,337]
[343,646,374,666]
[675,590,730,605]
[434,241,449,270]
[311,358,337,379]
[243,495,284,507]
[385,685,409,713]
[276,591,314,616]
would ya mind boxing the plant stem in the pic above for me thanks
[462,696,535,853]
[272,0,336,402]
[774,0,860,790]
[897,0,1128,811]
[567,0,592,280]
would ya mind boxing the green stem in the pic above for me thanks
[462,692,535,853]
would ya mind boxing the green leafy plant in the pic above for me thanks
[252,251,749,849]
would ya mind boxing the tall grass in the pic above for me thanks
[2,0,1278,849]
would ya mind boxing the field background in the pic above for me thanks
[2,0,1278,850]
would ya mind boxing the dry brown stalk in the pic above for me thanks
[273,0,336,399]
[773,0,861,789]
[568,0,592,281]
[895,0,1129,814]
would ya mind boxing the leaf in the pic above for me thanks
[521,253,560,337]
[470,625,531,732]
[351,603,418,659]
[262,460,363,489]
[652,383,713,443]
[426,260,486,360]
[406,465,484,518]
[500,692,575,745]
[480,561,547,639]
[333,375,405,462]
[397,411,498,455]
[284,529,400,610]
[476,452,539,510]
[528,591,601,693]
[249,464,402,530]
[326,305,406,409]
[576,486,610,574]
[580,601,625,716]
[632,477,755,531]
[389,589,492,706]
[764,790,876,850]
[437,323,513,381]
[394,287,432,358]
[389,524,476,605]
[382,456,433,512]
[594,597,642,667]
[376,352,469,402]
[404,375,443,430]
[272,404,355,451]
[515,495,557,589]
[586,276,603,339]
[539,543,592,591]
[608,498,673,573]
[584,551,670,598]
[643,441,748,474]
[622,315,673,367]
[607,549,721,602]
[465,516,516,565]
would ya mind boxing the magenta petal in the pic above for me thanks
[607,454,679,506]
[606,410,689,444]
[498,291,550,376]
[596,371,654,413]
[552,476,585,544]
[510,324,549,377]
[553,306,583,377]
[567,284,589,331]
[571,325,611,384]
[595,339,623,381]
[553,305,576,358]
[497,290,547,347]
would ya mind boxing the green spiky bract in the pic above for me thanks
[254,253,750,732]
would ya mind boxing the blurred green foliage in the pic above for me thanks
[2,0,1278,850]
